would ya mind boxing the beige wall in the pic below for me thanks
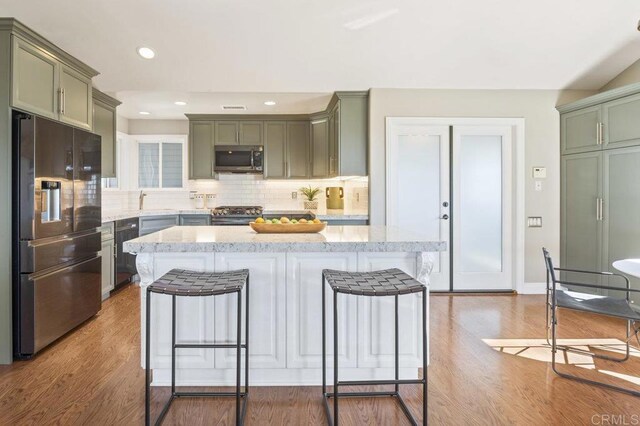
[368,88,594,284]
[127,119,188,135]
[116,114,129,134]
[600,59,640,92]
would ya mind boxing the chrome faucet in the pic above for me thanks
[139,191,147,210]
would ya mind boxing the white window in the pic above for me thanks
[137,140,184,188]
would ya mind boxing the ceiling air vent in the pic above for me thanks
[221,105,247,111]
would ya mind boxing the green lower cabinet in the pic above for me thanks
[603,146,640,304]
[561,152,603,294]
[139,215,180,236]
[100,237,115,299]
[179,215,211,226]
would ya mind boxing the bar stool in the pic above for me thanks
[322,268,427,426]
[145,269,249,426]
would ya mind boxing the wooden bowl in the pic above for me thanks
[250,221,327,234]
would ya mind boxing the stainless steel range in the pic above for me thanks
[211,206,263,226]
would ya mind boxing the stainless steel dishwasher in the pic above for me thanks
[115,217,139,287]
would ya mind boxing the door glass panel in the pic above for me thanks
[459,135,502,273]
[396,134,442,273]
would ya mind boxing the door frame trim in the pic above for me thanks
[385,117,525,293]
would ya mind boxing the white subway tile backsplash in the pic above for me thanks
[103,175,368,215]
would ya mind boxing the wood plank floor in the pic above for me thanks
[0,284,638,425]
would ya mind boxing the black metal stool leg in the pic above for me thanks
[422,288,428,425]
[245,276,250,396]
[322,275,326,396]
[236,289,242,425]
[333,289,339,426]
[171,295,176,396]
[395,294,399,395]
[145,288,152,426]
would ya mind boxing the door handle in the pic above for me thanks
[441,214,449,220]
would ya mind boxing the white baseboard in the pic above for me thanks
[517,282,547,295]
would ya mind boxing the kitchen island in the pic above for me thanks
[124,225,445,386]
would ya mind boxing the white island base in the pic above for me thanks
[128,226,443,387]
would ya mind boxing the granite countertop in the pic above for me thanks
[123,225,445,254]
[103,209,369,223]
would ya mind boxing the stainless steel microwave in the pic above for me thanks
[214,145,263,173]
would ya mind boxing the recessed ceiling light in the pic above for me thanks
[137,47,155,59]
[139,111,150,115]
[264,101,276,106]
[174,101,187,106]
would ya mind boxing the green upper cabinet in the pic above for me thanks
[239,121,263,146]
[603,93,640,150]
[311,119,329,178]
[561,105,602,155]
[59,64,92,130]
[189,121,215,179]
[185,91,368,180]
[92,89,120,178]
[286,121,310,178]
[9,29,97,129]
[324,92,368,177]
[264,121,287,179]
[215,121,239,145]
[337,93,367,176]
[328,103,339,177]
[11,35,58,120]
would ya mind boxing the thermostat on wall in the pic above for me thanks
[532,167,546,179]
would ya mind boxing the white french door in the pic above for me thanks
[387,120,515,292]
[386,124,450,291]
[452,126,513,291]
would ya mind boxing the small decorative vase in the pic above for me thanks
[304,201,318,210]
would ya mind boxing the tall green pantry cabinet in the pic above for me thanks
[0,18,100,364]
[559,83,640,302]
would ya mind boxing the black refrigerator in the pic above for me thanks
[12,110,102,358]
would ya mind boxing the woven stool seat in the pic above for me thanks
[148,269,248,296]
[322,268,424,296]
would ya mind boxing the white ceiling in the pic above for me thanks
[2,0,640,118]
[116,92,333,119]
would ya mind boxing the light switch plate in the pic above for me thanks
[527,217,542,227]
[291,192,297,199]
[535,181,543,191]
[533,167,546,179]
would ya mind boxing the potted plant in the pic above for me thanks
[299,185,321,210]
